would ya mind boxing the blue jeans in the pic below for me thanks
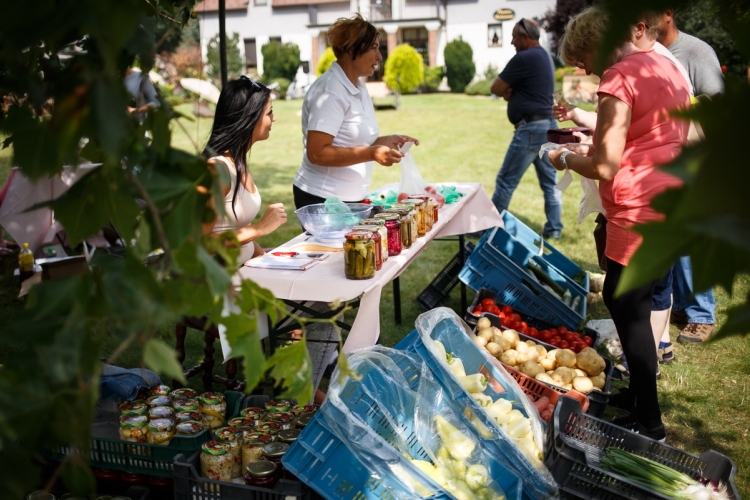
[673,256,716,324]
[491,119,563,235]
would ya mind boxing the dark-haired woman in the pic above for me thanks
[204,77,287,262]
[293,14,419,209]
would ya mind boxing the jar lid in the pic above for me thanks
[267,411,295,423]
[146,395,171,407]
[148,384,172,396]
[352,225,378,232]
[278,429,301,443]
[262,441,290,457]
[264,400,291,411]
[148,406,175,419]
[201,440,229,455]
[407,194,432,201]
[392,204,416,212]
[344,231,372,241]
[242,431,273,445]
[228,417,256,429]
[173,399,199,412]
[171,388,197,400]
[119,402,147,414]
[374,213,400,221]
[385,207,409,215]
[240,407,266,418]
[198,392,224,405]
[295,414,313,428]
[246,460,277,478]
[360,218,385,226]
[148,418,175,432]
[401,199,424,206]
[175,410,202,422]
[120,415,148,428]
[255,421,282,433]
[175,420,203,435]
[214,426,242,441]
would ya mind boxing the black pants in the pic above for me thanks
[602,257,662,428]
[293,185,327,210]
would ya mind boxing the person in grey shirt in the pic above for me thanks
[124,67,160,118]
[655,8,723,346]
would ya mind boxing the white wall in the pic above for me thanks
[317,3,351,25]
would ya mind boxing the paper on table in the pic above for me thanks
[245,255,320,270]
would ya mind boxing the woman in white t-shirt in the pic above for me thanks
[203,76,287,263]
[293,14,420,208]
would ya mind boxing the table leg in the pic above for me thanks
[459,234,467,313]
[393,277,402,325]
[202,330,215,392]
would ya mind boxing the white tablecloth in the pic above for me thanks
[235,182,503,352]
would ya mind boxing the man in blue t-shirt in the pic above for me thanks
[490,19,562,238]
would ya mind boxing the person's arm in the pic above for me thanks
[306,131,404,167]
[552,105,598,129]
[548,94,630,182]
[372,134,420,150]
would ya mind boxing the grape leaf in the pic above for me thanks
[143,338,186,385]
[221,313,265,392]
[265,340,313,403]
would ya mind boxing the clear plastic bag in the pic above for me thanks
[415,308,559,500]
[398,142,429,194]
[323,346,522,500]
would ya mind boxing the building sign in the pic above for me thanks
[493,8,515,21]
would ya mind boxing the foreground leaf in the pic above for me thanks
[143,339,186,385]
[265,340,313,404]
[222,313,265,392]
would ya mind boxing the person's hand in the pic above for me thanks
[553,105,575,122]
[502,88,513,101]
[127,106,137,114]
[256,203,287,235]
[381,135,420,150]
[572,131,594,146]
[548,148,572,171]
[372,145,404,166]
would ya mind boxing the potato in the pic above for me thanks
[546,370,554,376]
[547,349,559,361]
[525,348,539,363]
[492,327,503,336]
[476,317,492,330]
[535,373,555,385]
[500,349,519,366]
[519,360,544,378]
[494,337,512,352]
[502,329,520,348]
[539,357,556,371]
[525,340,536,347]
[562,384,573,390]
[576,348,606,376]
[590,376,605,390]
[534,345,547,359]
[552,367,575,385]
[478,328,494,341]
[556,349,577,368]
[574,369,587,378]
[473,335,488,348]
[515,341,529,355]
[486,342,503,357]
[572,376,594,393]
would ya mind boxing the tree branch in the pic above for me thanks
[128,170,171,274]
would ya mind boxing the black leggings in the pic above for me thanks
[293,185,327,210]
[603,257,662,428]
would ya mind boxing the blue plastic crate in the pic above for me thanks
[397,317,559,500]
[283,350,525,500]
[459,230,586,331]
[502,212,589,294]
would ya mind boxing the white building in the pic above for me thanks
[195,0,555,83]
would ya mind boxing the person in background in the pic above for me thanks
[490,18,563,239]
[655,8,723,345]
[294,14,418,209]
[550,6,691,441]
[124,67,160,119]
[203,76,287,263]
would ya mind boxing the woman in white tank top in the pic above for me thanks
[203,76,287,263]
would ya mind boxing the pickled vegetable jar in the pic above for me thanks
[407,195,434,230]
[119,415,149,443]
[173,399,199,413]
[385,208,413,248]
[264,400,291,413]
[343,231,376,280]
[244,460,278,489]
[175,420,203,437]
[147,384,171,397]
[228,417,256,431]
[255,421,282,436]
[393,204,419,242]
[401,199,426,236]
[170,388,197,400]
[295,414,313,429]
[200,440,232,488]
[214,426,243,477]
[119,401,147,418]
[240,406,266,423]
[359,218,388,262]
[198,392,226,429]
[260,442,289,467]
[175,410,202,423]
[147,418,175,446]
[146,395,171,408]
[266,410,295,429]
[352,225,382,271]
[374,213,402,256]
[148,406,175,420]
[241,432,273,471]
[277,428,301,444]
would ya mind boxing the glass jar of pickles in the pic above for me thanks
[255,421,282,437]
[147,418,175,446]
[241,431,273,471]
[374,213,402,256]
[244,460,279,489]
[240,407,267,423]
[401,199,427,236]
[119,401,147,418]
[173,399,199,413]
[146,395,171,408]
[171,388,197,400]
[408,195,436,228]
[264,400,291,413]
[295,414,313,429]
[214,426,243,477]
[200,440,232,489]
[176,410,202,423]
[360,218,389,262]
[148,405,175,420]
[277,428,301,444]
[393,204,419,242]
[352,225,382,271]
[228,416,256,431]
[266,410,295,429]
[147,385,171,397]
[385,208,414,248]
[175,420,203,437]
[119,415,149,443]
[343,231,376,280]
[198,392,226,429]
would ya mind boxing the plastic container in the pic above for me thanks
[545,397,740,500]
[501,211,589,293]
[416,241,475,311]
[502,364,589,418]
[459,229,586,331]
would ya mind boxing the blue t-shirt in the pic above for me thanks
[498,46,555,125]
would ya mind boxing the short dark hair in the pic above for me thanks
[327,14,380,60]
[517,18,540,40]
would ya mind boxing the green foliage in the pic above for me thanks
[316,46,337,77]
[383,44,425,94]
[267,77,291,99]
[155,18,183,54]
[555,66,577,82]
[483,63,499,81]
[444,37,476,93]
[465,79,493,96]
[206,32,244,87]
[261,41,301,81]
[159,83,185,106]
[421,66,445,92]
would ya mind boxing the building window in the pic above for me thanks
[488,24,502,47]
[269,36,282,45]
[244,38,257,68]
[255,0,267,5]
[403,28,429,65]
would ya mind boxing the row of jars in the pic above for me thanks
[344,195,440,280]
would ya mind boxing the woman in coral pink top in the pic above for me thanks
[549,6,690,441]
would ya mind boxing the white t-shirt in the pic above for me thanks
[294,62,380,201]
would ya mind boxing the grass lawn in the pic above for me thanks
[1,94,747,496]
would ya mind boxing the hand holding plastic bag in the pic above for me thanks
[398,142,429,194]
[540,143,603,224]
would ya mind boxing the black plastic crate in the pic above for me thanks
[545,397,740,500]
[416,240,475,310]
[174,451,321,500]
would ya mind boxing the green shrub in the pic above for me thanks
[261,41,301,81]
[159,84,185,106]
[464,79,493,96]
[483,63,499,81]
[420,66,445,93]
[444,37,475,93]
[316,47,336,77]
[206,32,244,87]
[555,66,576,82]
[383,44,424,94]
[267,77,291,99]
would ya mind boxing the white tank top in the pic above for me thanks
[211,156,262,233]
